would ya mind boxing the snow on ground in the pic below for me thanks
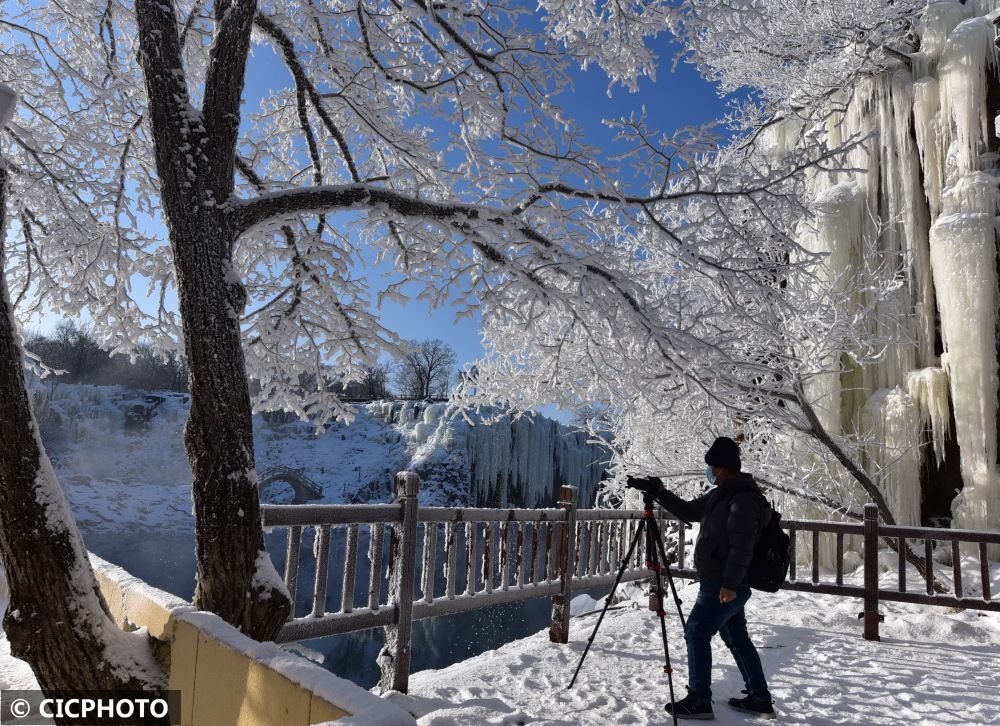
[0,572,38,690]
[0,633,38,690]
[405,565,1000,725]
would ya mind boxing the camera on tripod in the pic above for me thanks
[625,475,661,492]
[625,476,690,527]
[569,473,689,725]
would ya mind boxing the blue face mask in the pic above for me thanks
[705,466,716,485]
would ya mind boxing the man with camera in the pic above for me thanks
[628,436,775,721]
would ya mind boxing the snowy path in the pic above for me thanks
[405,582,1000,725]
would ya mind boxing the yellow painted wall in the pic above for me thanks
[90,555,357,726]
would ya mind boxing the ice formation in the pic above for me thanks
[32,384,604,518]
[791,1,1000,551]
[906,367,951,466]
[930,172,999,539]
[374,400,607,508]
[920,6,999,546]
[861,388,923,527]
[798,180,865,435]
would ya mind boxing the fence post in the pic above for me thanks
[549,485,578,644]
[862,503,881,642]
[378,471,420,693]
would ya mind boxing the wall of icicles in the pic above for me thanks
[767,1,1000,556]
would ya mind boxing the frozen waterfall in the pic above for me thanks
[782,0,1000,554]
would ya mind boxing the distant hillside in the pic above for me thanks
[32,383,608,536]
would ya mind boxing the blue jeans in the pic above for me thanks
[684,577,770,702]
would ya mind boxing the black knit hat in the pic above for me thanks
[705,436,741,472]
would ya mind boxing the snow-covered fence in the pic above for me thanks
[261,473,690,692]
[262,480,1000,691]
[88,553,414,725]
[785,504,1000,641]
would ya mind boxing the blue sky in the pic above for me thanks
[34,28,731,381]
[313,36,732,370]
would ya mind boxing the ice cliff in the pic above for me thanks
[369,400,607,508]
[771,1,1000,553]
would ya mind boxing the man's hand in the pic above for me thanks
[719,587,737,604]
[625,476,662,495]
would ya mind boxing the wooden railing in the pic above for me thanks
[261,473,999,692]
[784,504,999,640]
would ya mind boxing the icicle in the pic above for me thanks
[458,409,604,508]
[938,16,998,174]
[861,389,923,526]
[803,181,864,289]
[918,2,974,63]
[799,181,865,433]
[760,117,805,160]
[905,367,952,466]
[889,72,936,366]
[966,1,1000,19]
[929,171,1000,545]
[913,77,943,219]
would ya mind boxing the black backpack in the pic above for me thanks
[747,500,790,592]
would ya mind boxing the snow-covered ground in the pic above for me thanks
[404,569,1000,725]
[5,563,999,723]
[0,575,38,690]
[0,634,37,690]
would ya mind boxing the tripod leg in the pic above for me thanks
[649,533,679,726]
[651,518,688,629]
[567,518,646,689]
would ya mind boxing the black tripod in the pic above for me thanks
[568,491,688,726]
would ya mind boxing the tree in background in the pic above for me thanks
[393,340,456,400]
[358,363,390,401]
[26,321,188,391]
[46,321,104,381]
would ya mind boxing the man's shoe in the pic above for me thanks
[728,692,776,720]
[665,693,714,720]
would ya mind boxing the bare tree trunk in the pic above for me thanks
[136,0,290,639]
[0,166,164,696]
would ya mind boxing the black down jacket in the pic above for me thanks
[654,474,770,590]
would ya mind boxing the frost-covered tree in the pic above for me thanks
[0,89,164,694]
[664,0,921,117]
[467,0,1000,562]
[0,0,798,689]
[665,0,1000,551]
